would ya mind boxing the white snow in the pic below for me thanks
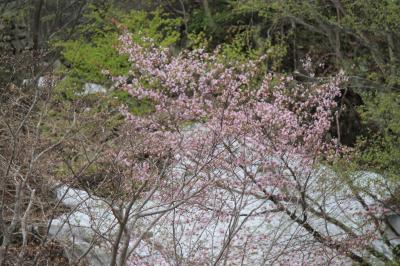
[48,168,399,265]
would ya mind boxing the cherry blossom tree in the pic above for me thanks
[106,32,399,265]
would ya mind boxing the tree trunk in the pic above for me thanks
[32,0,44,52]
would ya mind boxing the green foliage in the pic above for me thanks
[186,32,210,50]
[110,90,154,116]
[188,1,260,49]
[185,0,399,185]
[356,92,400,180]
[52,0,400,188]
[56,6,181,86]
[121,9,182,47]
[186,1,288,68]
[218,31,259,62]
[52,5,181,118]
[60,34,129,84]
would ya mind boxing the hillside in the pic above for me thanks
[1,1,399,265]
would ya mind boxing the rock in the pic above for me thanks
[387,214,400,246]
[49,184,117,265]
[22,79,32,87]
[37,76,47,88]
[52,59,62,70]
[82,83,107,95]
[21,76,49,88]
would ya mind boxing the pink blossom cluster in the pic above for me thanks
[116,31,344,195]
[110,32,394,265]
